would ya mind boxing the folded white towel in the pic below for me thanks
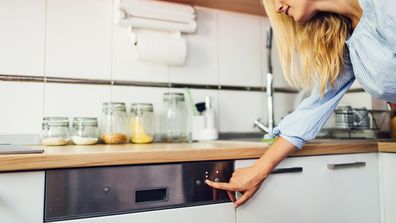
[123,16,197,33]
[120,2,195,24]
[121,0,195,14]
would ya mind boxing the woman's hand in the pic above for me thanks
[205,164,267,208]
[206,137,298,208]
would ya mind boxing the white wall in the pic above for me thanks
[0,0,371,138]
[0,0,303,136]
[0,0,374,137]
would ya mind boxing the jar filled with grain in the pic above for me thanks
[41,117,70,146]
[71,117,99,145]
[100,102,129,144]
[130,103,155,144]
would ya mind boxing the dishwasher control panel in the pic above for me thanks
[45,160,234,222]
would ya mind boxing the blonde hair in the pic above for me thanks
[262,0,351,95]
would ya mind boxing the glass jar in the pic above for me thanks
[130,103,155,144]
[41,117,70,146]
[100,102,129,144]
[160,93,188,143]
[71,117,99,145]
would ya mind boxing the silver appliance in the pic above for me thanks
[44,161,233,222]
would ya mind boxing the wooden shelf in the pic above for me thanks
[163,0,267,16]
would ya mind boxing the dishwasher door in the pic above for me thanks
[51,203,235,223]
[45,161,234,222]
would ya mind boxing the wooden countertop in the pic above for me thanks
[0,140,395,173]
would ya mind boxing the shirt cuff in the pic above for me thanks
[272,127,307,149]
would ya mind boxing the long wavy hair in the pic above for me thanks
[262,0,351,95]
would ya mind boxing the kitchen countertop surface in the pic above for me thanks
[0,140,395,172]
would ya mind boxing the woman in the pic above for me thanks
[206,0,396,208]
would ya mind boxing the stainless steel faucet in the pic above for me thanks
[254,26,275,136]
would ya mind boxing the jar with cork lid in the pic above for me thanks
[100,102,129,144]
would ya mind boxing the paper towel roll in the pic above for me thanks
[135,30,187,66]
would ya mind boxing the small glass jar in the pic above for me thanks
[41,117,70,146]
[71,117,99,145]
[130,103,155,144]
[160,93,188,143]
[100,102,129,144]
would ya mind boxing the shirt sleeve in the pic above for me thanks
[272,64,355,149]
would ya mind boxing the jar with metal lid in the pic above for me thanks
[100,102,129,144]
[71,117,99,145]
[41,117,70,146]
[130,103,155,144]
[160,92,188,143]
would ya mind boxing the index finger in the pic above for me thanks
[205,180,237,191]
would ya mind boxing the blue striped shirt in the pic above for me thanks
[273,0,396,149]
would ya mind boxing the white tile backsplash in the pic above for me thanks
[0,1,371,137]
[273,93,296,124]
[0,82,44,134]
[44,83,111,118]
[219,90,265,132]
[0,0,45,76]
[45,0,112,79]
[112,0,169,83]
[218,11,262,87]
[339,92,372,109]
[169,7,218,85]
[261,18,291,88]
[111,86,165,112]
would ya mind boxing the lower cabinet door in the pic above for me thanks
[236,153,380,223]
[52,203,235,223]
[236,157,313,223]
[0,171,45,223]
[379,153,396,223]
[310,153,380,223]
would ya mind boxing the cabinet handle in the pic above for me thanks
[270,167,303,174]
[327,161,366,170]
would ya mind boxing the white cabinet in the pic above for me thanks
[310,153,380,223]
[52,203,235,223]
[236,153,380,223]
[0,171,45,223]
[236,156,315,223]
[379,153,396,223]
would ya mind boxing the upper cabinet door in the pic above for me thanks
[0,0,46,76]
[46,0,112,79]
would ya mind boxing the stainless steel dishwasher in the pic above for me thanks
[45,161,235,223]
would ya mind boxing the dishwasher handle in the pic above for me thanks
[327,161,366,170]
[270,167,303,174]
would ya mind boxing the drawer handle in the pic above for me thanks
[270,167,303,174]
[327,161,366,170]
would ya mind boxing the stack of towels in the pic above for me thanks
[119,0,197,66]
